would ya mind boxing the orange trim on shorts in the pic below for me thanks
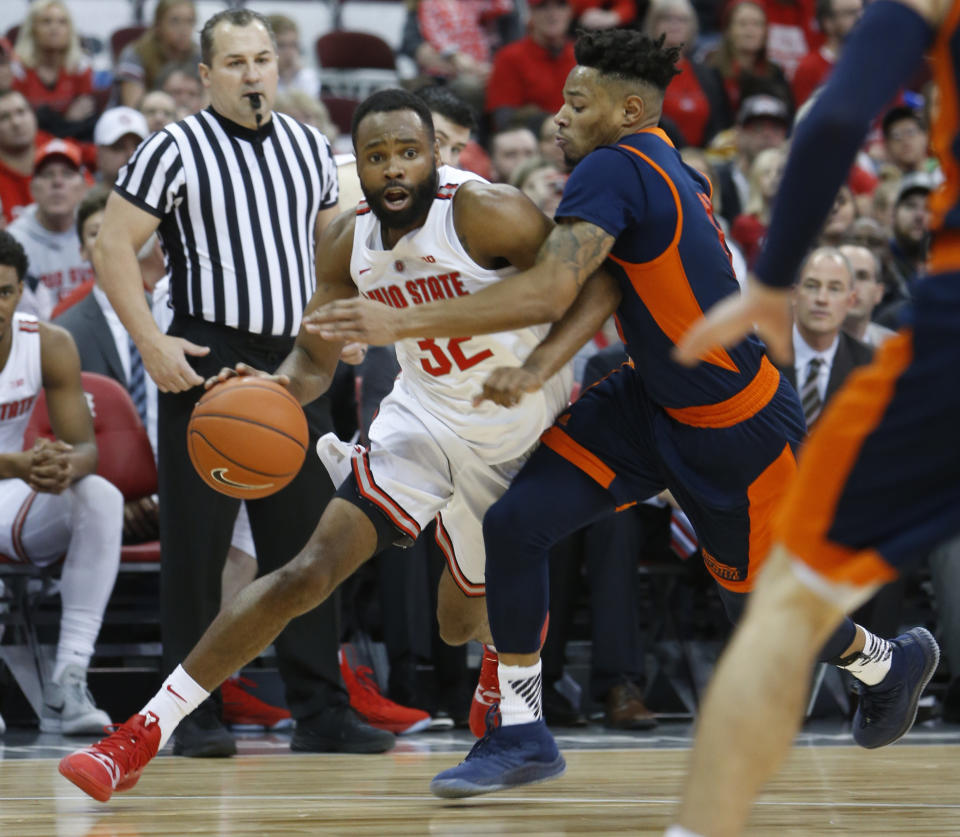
[774,332,912,588]
[541,426,615,490]
[435,513,484,598]
[928,230,960,274]
[706,443,797,592]
[664,356,780,428]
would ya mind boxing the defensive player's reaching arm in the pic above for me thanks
[674,0,939,366]
[303,180,614,344]
[207,209,359,404]
[475,268,622,407]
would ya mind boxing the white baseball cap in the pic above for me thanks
[94,106,149,147]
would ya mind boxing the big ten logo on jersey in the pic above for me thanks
[84,391,96,418]
[363,270,470,309]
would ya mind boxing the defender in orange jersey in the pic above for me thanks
[306,29,925,800]
[669,0,953,833]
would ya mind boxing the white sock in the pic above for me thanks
[836,627,893,686]
[664,827,705,837]
[141,665,210,748]
[498,660,542,726]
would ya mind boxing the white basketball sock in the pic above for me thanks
[836,626,893,686]
[499,660,542,726]
[664,827,705,837]
[142,665,210,748]
[52,476,123,683]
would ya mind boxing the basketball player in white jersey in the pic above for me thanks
[0,230,122,735]
[59,88,620,802]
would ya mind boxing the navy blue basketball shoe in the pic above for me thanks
[852,627,940,749]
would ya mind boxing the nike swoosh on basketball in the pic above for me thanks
[210,468,273,491]
[166,685,186,702]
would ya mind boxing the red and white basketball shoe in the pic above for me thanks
[222,675,294,730]
[469,644,501,738]
[469,614,550,738]
[339,646,432,735]
[58,712,161,802]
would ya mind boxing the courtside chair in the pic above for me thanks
[315,30,398,99]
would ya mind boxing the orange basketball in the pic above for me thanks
[187,377,309,499]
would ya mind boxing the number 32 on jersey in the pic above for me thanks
[417,338,493,377]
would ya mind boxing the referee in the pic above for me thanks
[93,9,393,756]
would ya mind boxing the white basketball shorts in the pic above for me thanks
[317,385,534,596]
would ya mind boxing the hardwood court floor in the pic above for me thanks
[1,727,959,836]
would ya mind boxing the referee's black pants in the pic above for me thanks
[158,316,347,721]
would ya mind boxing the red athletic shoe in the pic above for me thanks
[222,675,293,730]
[469,644,500,738]
[469,614,550,739]
[339,646,432,735]
[58,713,161,802]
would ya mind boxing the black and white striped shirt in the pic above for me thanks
[116,107,338,337]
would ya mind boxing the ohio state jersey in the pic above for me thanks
[0,314,42,453]
[350,166,572,463]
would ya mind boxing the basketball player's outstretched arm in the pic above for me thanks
[304,182,615,344]
[476,269,622,407]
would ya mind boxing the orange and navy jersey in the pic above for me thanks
[927,0,960,266]
[555,128,767,412]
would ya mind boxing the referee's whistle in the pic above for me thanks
[246,92,262,111]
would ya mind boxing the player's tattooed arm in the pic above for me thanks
[538,219,616,293]
[476,269,621,408]
[305,186,615,344]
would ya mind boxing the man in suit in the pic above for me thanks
[54,187,157,543]
[780,246,874,429]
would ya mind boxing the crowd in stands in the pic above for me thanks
[0,0,955,737]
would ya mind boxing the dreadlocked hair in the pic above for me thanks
[574,30,681,91]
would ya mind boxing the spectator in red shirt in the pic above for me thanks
[0,91,37,225]
[731,145,785,266]
[707,0,792,116]
[116,0,199,108]
[758,0,822,80]
[644,0,731,147]
[791,0,863,106]
[0,89,96,225]
[417,0,513,110]
[572,0,638,30]
[485,0,576,131]
[11,0,98,142]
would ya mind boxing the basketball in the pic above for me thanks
[187,376,309,499]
